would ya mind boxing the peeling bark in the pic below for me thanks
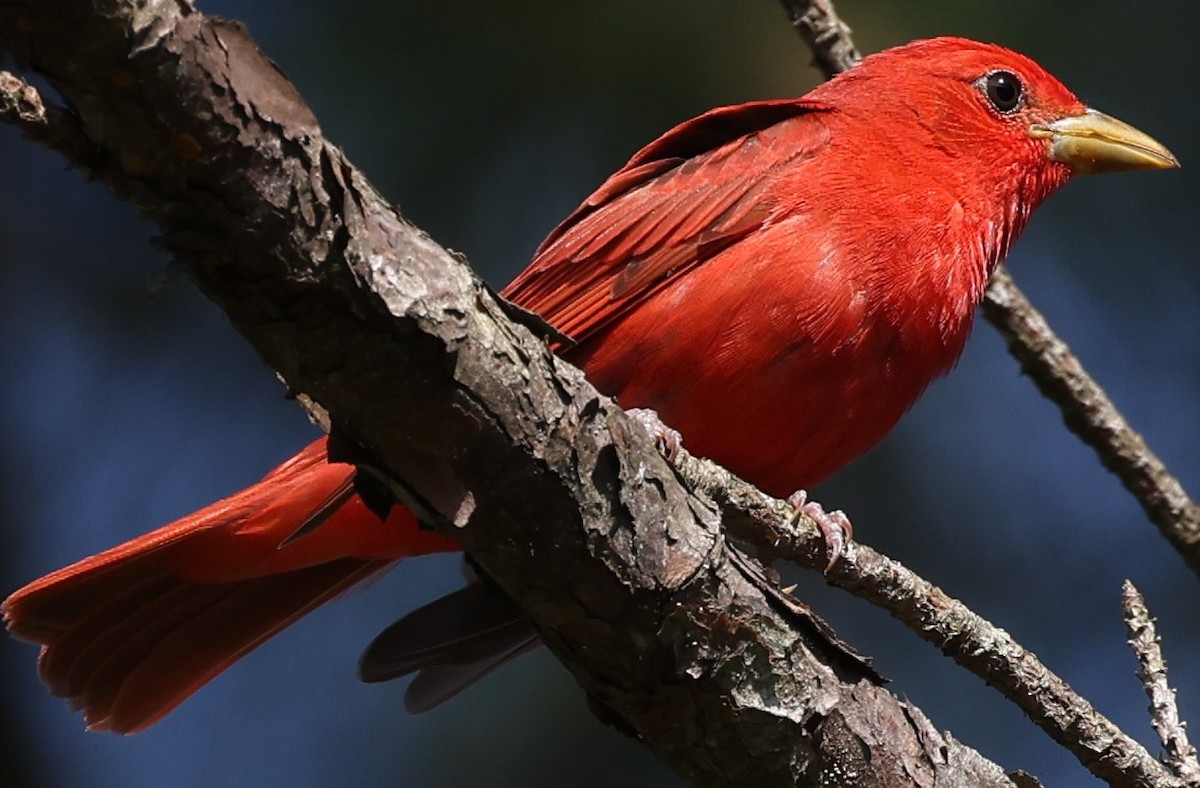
[0,2,1051,785]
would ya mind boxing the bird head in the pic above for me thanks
[814,37,1177,190]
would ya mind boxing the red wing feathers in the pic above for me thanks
[503,99,832,345]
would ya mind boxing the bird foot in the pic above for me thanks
[626,407,683,462]
[787,490,854,572]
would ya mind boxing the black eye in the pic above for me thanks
[983,70,1023,113]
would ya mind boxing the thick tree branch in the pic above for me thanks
[0,1,1024,784]
[2,0,1185,785]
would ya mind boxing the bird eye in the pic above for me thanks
[982,70,1023,113]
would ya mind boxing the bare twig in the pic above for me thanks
[676,445,1182,788]
[776,0,860,78]
[984,270,1200,573]
[1122,581,1200,784]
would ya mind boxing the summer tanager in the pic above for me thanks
[3,37,1177,733]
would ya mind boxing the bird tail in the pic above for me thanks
[359,575,540,713]
[2,438,459,733]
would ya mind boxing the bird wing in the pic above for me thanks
[501,98,833,345]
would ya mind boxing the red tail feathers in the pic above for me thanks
[1,438,458,733]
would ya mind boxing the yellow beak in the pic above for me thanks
[1030,109,1179,174]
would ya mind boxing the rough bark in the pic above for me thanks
[0,2,1176,786]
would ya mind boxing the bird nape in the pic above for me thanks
[3,36,1177,734]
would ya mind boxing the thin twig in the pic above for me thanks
[776,0,860,77]
[984,270,1200,573]
[1122,581,1200,784]
[674,445,1182,788]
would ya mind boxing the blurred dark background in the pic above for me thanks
[2,1,1197,785]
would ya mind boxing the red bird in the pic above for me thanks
[4,38,1176,733]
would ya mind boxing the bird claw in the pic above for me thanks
[626,407,683,462]
[787,490,854,572]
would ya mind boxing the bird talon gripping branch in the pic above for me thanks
[788,490,854,571]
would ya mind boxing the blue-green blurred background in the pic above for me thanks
[2,1,1197,785]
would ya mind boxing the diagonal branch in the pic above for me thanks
[677,445,1180,787]
[983,269,1200,571]
[1,0,1184,785]
[0,1,1018,784]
